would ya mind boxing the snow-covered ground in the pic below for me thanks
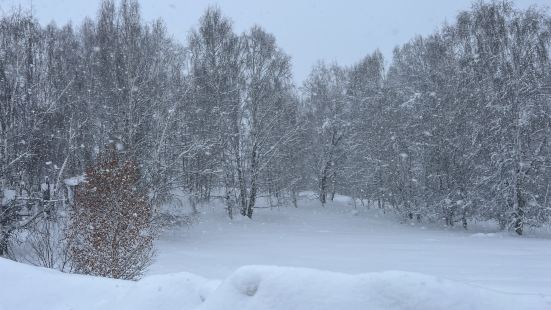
[2,193,551,309]
[152,194,551,295]
[2,256,550,310]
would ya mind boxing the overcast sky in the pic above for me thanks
[0,0,548,82]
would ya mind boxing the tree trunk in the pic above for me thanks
[462,212,468,230]
[319,163,330,205]
[224,189,233,220]
[514,187,525,235]
[0,225,10,257]
[246,167,257,219]
[236,152,247,217]
[330,170,336,201]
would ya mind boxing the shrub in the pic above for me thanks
[67,148,154,280]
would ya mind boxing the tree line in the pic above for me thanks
[0,0,302,272]
[323,1,551,235]
[1,0,551,274]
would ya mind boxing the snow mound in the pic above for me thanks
[1,258,549,310]
[0,258,215,310]
[199,266,550,310]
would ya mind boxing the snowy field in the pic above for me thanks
[152,194,551,295]
[2,193,551,309]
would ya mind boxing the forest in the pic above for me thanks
[1,0,551,278]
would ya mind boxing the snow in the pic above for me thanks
[1,258,549,310]
[2,193,551,309]
[0,257,214,310]
[152,194,551,295]
[1,188,16,205]
[199,266,550,310]
[63,175,86,186]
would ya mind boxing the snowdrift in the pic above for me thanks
[1,258,549,310]
[0,258,215,310]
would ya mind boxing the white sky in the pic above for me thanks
[0,0,548,82]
